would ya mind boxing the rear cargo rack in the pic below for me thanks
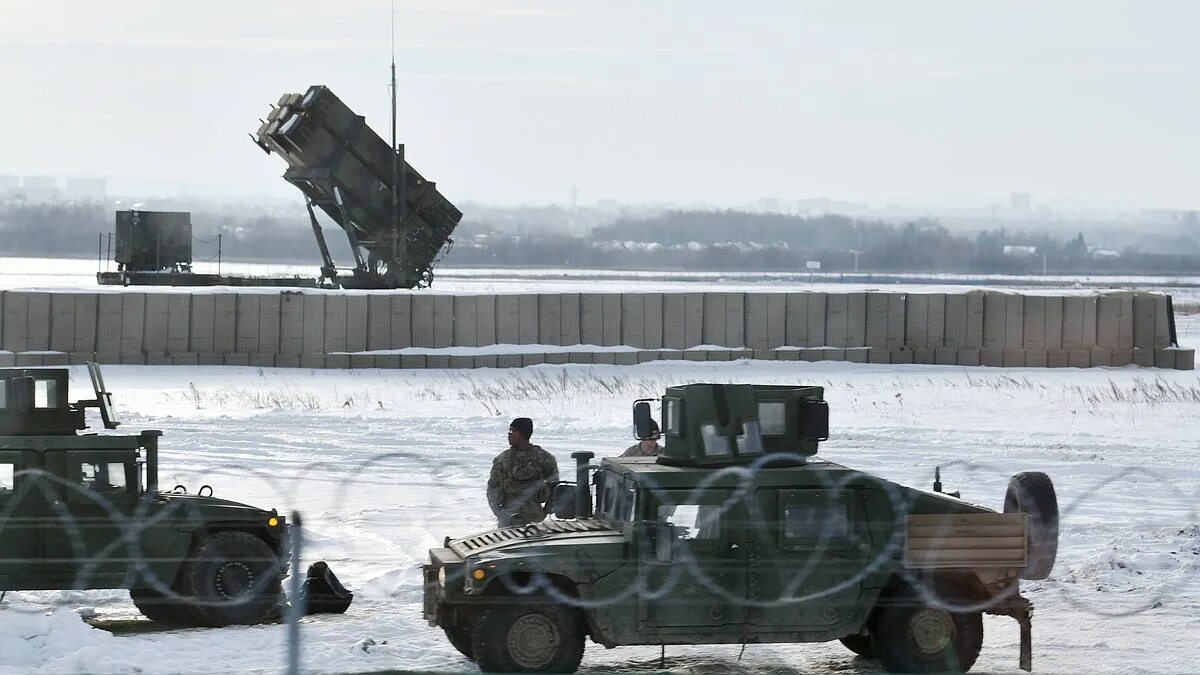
[905,513,1028,569]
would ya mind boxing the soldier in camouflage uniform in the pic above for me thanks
[621,418,662,457]
[487,418,560,528]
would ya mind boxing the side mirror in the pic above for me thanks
[551,482,576,519]
[798,399,829,442]
[655,522,674,563]
[633,400,654,440]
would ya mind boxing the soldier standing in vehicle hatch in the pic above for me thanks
[487,418,559,528]
[621,418,662,457]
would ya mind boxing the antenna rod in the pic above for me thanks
[390,0,399,270]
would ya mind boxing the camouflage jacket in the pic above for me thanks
[620,442,662,457]
[487,444,559,527]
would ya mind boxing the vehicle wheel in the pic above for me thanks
[1004,471,1059,580]
[472,603,584,673]
[444,623,475,660]
[874,587,982,673]
[839,633,876,658]
[179,531,282,627]
[130,587,195,626]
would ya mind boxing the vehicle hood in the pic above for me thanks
[447,519,623,558]
[155,492,276,519]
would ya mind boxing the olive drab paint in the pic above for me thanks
[424,383,1051,673]
[0,364,287,628]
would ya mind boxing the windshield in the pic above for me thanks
[596,471,637,523]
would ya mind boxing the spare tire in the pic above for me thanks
[1003,471,1059,580]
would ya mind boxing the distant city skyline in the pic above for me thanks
[4,170,1195,228]
[3,167,1192,217]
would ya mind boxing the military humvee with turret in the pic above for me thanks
[0,364,287,627]
[423,383,1058,673]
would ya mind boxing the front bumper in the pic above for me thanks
[276,516,290,573]
[422,563,441,626]
[423,547,465,627]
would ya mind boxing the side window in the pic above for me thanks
[601,477,637,521]
[600,474,630,521]
[620,480,637,521]
[736,420,764,455]
[34,379,58,409]
[758,402,787,436]
[658,504,723,540]
[0,462,14,492]
[81,462,129,492]
[655,489,738,541]
[593,471,607,513]
[603,478,618,517]
[665,398,684,436]
[700,423,732,457]
[783,501,849,540]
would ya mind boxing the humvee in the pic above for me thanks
[0,364,287,627]
[423,383,1058,673]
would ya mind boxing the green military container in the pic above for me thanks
[0,364,287,627]
[423,383,1058,673]
[114,210,193,273]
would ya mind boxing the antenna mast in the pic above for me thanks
[390,0,397,188]
[389,0,403,278]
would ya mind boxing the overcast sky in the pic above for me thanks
[2,1,1197,209]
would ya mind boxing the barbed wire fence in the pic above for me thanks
[2,449,1197,672]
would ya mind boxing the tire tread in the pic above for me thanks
[1004,471,1059,580]
[873,585,982,673]
[179,530,282,627]
[472,602,584,673]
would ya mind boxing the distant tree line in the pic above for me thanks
[449,210,1200,275]
[4,200,1200,275]
[0,202,109,257]
[0,200,316,262]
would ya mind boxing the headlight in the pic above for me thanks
[437,567,447,588]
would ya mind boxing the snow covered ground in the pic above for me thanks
[3,334,1199,673]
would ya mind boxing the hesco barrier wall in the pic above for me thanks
[0,290,1192,369]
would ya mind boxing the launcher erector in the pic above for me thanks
[254,85,461,289]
